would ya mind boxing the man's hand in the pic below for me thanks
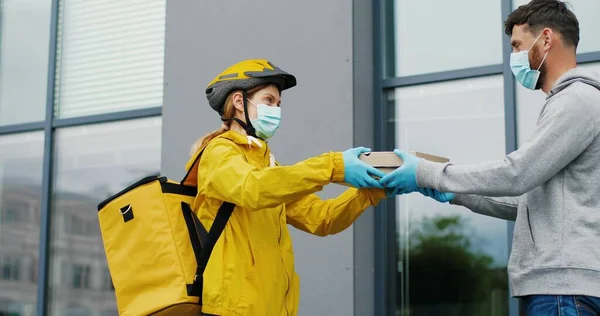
[379,149,422,193]
[417,187,455,203]
[385,187,403,197]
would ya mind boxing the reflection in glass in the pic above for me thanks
[0,132,45,316]
[53,0,166,119]
[398,214,508,316]
[48,117,161,315]
[384,0,502,77]
[388,76,509,315]
[0,0,52,125]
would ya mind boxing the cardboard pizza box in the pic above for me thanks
[359,151,449,174]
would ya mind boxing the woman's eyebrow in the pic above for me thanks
[263,92,281,105]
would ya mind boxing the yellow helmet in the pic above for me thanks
[205,59,297,114]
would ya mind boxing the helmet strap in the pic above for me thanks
[220,90,257,138]
[241,90,257,137]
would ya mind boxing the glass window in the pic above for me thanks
[62,213,93,236]
[2,199,34,225]
[101,267,114,292]
[29,256,38,284]
[385,0,503,77]
[512,0,600,54]
[53,0,166,119]
[516,63,600,147]
[61,305,91,316]
[100,309,118,316]
[1,256,21,281]
[0,131,44,315]
[48,117,161,315]
[0,299,24,316]
[0,0,52,125]
[70,264,90,289]
[387,75,509,315]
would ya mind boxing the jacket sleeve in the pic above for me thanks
[197,138,346,211]
[285,188,386,237]
[450,194,518,221]
[416,92,598,196]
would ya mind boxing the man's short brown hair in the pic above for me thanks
[504,0,580,48]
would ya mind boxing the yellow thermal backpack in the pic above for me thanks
[97,147,234,315]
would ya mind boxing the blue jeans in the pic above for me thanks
[522,295,600,315]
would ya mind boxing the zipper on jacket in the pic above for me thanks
[281,257,290,316]
[277,210,289,315]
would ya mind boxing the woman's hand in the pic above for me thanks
[342,147,385,189]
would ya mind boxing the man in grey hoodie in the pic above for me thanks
[380,0,600,315]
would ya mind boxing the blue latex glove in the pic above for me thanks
[379,149,422,193]
[417,187,455,203]
[385,187,402,197]
[343,147,386,189]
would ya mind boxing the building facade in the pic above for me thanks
[1,0,600,315]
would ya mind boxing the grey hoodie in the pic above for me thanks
[416,67,600,298]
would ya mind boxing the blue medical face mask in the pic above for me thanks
[247,99,281,140]
[510,32,549,90]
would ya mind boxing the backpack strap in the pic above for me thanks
[187,201,235,303]
[180,137,237,304]
[181,135,237,186]
[181,147,206,187]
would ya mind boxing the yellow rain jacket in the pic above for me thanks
[189,130,386,316]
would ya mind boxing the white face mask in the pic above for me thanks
[247,99,281,140]
[509,32,549,90]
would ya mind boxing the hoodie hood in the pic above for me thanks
[549,67,600,98]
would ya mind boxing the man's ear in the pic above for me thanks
[232,91,244,112]
[542,27,554,50]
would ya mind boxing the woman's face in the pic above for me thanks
[233,84,281,120]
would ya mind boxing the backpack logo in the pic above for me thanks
[120,204,134,222]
